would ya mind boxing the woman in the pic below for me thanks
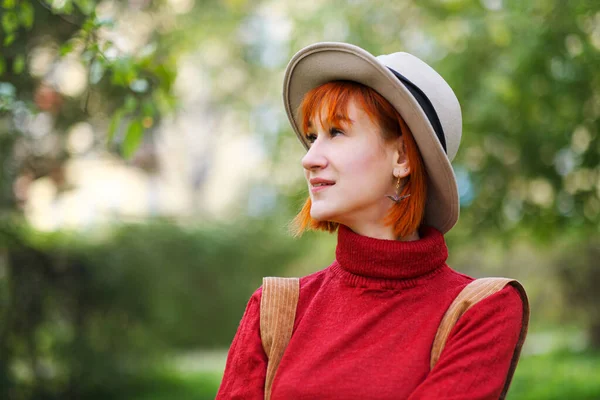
[217,42,529,399]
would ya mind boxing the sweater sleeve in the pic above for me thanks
[216,289,267,400]
[408,285,527,400]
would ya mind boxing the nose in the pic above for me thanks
[302,139,328,171]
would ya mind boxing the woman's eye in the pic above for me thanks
[330,128,344,137]
[306,133,317,143]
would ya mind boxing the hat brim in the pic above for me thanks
[283,42,459,234]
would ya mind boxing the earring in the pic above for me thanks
[386,175,411,203]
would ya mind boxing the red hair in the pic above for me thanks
[291,81,428,239]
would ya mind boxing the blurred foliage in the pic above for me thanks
[555,239,600,348]
[508,350,600,400]
[99,350,600,400]
[0,216,302,398]
[424,1,600,242]
[0,0,178,213]
[117,368,222,400]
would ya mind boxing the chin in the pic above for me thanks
[309,205,335,222]
[310,203,345,224]
[309,210,329,222]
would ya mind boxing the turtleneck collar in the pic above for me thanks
[331,224,448,289]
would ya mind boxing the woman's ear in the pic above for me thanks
[392,135,411,178]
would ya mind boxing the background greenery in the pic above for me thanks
[1,0,599,398]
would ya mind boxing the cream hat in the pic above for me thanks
[283,42,462,234]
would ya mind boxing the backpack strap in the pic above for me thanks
[260,277,300,400]
[430,277,530,400]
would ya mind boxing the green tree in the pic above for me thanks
[1,0,178,210]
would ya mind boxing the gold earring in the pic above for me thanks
[386,175,411,203]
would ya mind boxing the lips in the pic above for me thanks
[309,178,335,186]
[309,178,335,193]
[313,182,334,187]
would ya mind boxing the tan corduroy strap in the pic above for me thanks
[430,277,530,400]
[260,277,300,400]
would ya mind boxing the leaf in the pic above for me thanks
[12,54,25,74]
[82,17,94,32]
[1,11,19,33]
[61,0,74,14]
[141,99,156,118]
[107,108,124,144]
[0,57,5,76]
[74,0,95,16]
[2,0,16,9]
[111,59,135,87]
[153,88,176,114]
[153,64,176,92]
[123,95,138,113]
[60,41,74,56]
[122,119,144,159]
[3,33,15,47]
[19,2,34,30]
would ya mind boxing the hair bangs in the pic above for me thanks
[300,82,356,138]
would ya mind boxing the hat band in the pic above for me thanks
[387,67,447,154]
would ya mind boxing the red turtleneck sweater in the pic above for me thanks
[217,226,526,399]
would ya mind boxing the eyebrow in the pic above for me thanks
[307,114,354,129]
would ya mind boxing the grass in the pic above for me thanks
[508,350,600,400]
[117,350,600,399]
[115,369,222,400]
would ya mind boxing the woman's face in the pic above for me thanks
[302,98,407,229]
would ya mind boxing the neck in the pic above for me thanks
[337,197,420,241]
[345,222,420,241]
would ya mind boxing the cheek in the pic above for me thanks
[344,149,390,186]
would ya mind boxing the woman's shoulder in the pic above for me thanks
[436,266,527,312]
[440,266,528,322]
